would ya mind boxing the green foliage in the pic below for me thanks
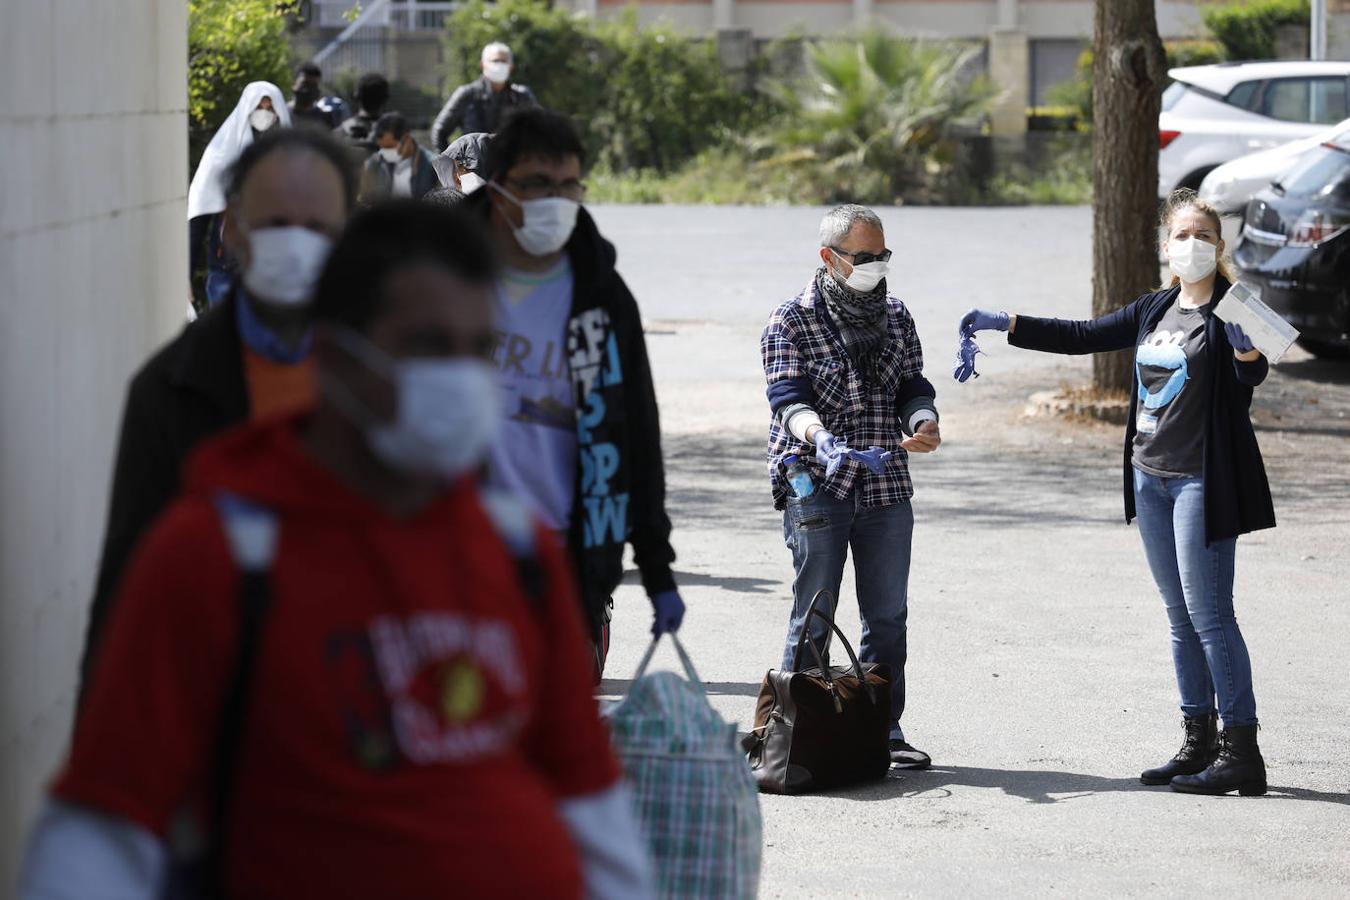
[188,0,294,165]
[1201,0,1309,61]
[1165,38,1227,69]
[984,138,1092,206]
[442,0,760,172]
[756,31,996,204]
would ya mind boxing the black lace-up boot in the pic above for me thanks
[1140,713,1218,785]
[1171,725,1267,796]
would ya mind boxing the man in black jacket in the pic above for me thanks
[431,42,538,152]
[467,107,682,675]
[80,129,357,686]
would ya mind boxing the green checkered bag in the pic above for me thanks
[607,635,762,900]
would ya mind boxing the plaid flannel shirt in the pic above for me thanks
[761,277,931,510]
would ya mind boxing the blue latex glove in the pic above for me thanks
[813,429,845,478]
[1224,321,1257,355]
[847,446,893,474]
[959,308,1010,338]
[650,590,686,636]
[953,333,982,383]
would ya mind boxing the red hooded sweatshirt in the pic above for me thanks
[58,416,618,898]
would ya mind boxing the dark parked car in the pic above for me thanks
[1234,135,1350,359]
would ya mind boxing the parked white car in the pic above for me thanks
[1159,61,1350,200]
[1199,117,1350,214]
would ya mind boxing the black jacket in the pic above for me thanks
[1009,278,1276,545]
[82,299,248,682]
[431,78,538,152]
[466,192,677,631]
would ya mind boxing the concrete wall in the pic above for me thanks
[0,0,187,883]
[585,0,1211,40]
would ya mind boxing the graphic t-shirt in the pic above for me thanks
[57,420,618,899]
[1132,300,1212,478]
[486,259,578,531]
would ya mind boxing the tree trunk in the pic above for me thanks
[1091,0,1167,392]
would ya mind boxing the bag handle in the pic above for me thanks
[609,633,707,718]
[790,590,877,705]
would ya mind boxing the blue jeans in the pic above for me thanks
[782,489,913,739]
[1133,468,1257,727]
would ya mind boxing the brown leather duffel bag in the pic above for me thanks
[742,590,892,794]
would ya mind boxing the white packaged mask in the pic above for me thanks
[241,226,334,307]
[1167,237,1218,284]
[458,172,486,194]
[492,185,580,256]
[327,330,502,480]
[249,108,278,132]
[484,61,511,84]
[378,147,402,164]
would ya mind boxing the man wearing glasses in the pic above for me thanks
[760,204,941,769]
[469,108,684,677]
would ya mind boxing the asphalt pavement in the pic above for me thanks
[588,204,1350,899]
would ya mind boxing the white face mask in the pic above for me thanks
[1167,237,1218,284]
[378,146,403,164]
[241,226,334,307]
[483,61,511,84]
[492,185,580,257]
[831,250,889,293]
[327,329,501,480]
[458,172,486,194]
[249,108,278,132]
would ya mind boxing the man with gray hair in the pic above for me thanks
[760,204,941,769]
[431,42,539,151]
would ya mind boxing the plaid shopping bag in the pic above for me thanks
[607,636,762,900]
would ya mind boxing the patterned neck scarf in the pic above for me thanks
[815,265,890,374]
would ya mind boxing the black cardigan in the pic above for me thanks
[1008,279,1276,545]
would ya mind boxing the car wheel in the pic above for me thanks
[1296,338,1350,360]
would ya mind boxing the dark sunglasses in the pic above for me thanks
[831,247,892,266]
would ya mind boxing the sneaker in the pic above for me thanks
[889,739,932,770]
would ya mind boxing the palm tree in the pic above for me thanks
[759,31,997,201]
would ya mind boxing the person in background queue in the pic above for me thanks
[360,112,440,203]
[21,202,655,900]
[465,107,683,676]
[959,189,1274,797]
[761,204,941,770]
[431,43,537,152]
[289,62,341,129]
[335,72,391,155]
[80,129,356,691]
[433,132,493,196]
[188,82,290,310]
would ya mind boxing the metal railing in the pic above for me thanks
[314,0,457,31]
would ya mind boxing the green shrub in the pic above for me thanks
[758,31,996,204]
[1201,0,1309,61]
[1165,38,1227,69]
[442,0,760,172]
[188,0,294,169]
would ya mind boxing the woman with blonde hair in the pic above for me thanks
[959,190,1275,796]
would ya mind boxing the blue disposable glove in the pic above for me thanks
[1224,321,1257,355]
[847,446,893,474]
[959,308,1010,338]
[813,429,845,478]
[650,590,686,636]
[953,333,982,383]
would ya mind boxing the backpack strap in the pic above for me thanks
[203,491,279,895]
[479,488,546,607]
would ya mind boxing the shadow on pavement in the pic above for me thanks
[621,568,783,595]
[602,679,763,698]
[831,766,1146,804]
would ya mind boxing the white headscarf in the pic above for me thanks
[187,81,291,220]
